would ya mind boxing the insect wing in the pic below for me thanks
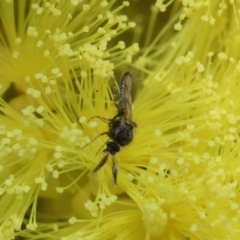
[118,72,133,121]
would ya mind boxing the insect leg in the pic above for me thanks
[88,116,111,124]
[93,153,109,173]
[81,131,108,149]
[112,156,118,186]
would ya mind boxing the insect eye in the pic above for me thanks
[106,142,120,155]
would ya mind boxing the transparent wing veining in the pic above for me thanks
[118,72,133,122]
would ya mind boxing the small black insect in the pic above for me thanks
[87,72,137,185]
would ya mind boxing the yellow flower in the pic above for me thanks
[1,0,240,240]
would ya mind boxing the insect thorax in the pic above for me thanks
[108,118,135,146]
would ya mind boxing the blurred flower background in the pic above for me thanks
[1,0,240,239]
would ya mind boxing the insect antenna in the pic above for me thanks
[112,156,118,186]
[95,138,110,156]
[93,153,109,173]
